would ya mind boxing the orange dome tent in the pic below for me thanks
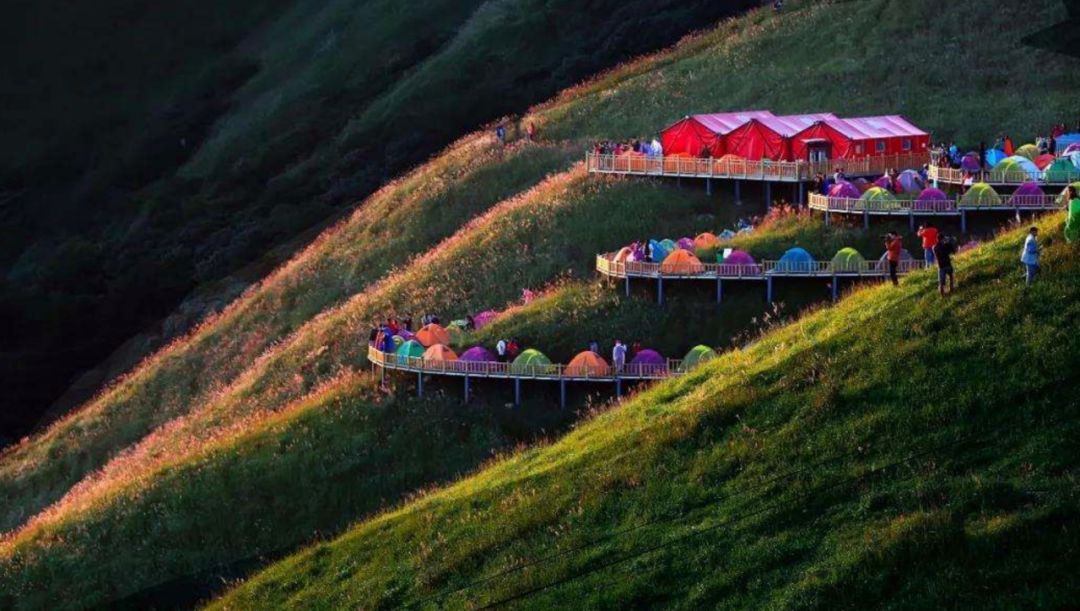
[660,249,705,274]
[415,323,451,347]
[693,232,720,250]
[614,246,635,262]
[422,344,458,362]
[564,351,610,377]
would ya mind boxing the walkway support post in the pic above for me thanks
[514,378,521,407]
[798,181,805,205]
[380,364,386,384]
[417,372,424,397]
[657,276,664,305]
[706,177,712,196]
[559,379,567,409]
[825,210,830,226]
[831,275,839,302]
[765,181,772,207]
[625,275,631,297]
[615,378,622,399]
[961,209,968,233]
[909,209,915,232]
[464,375,470,403]
[716,278,723,304]
[863,209,870,230]
[734,180,741,204]
[766,276,774,303]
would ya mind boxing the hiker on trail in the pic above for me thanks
[368,327,379,345]
[612,340,627,373]
[918,223,939,265]
[630,340,642,359]
[526,122,536,142]
[588,339,599,354]
[1065,186,1080,243]
[495,124,506,146]
[885,231,904,287]
[506,338,521,360]
[496,339,508,362]
[933,235,957,296]
[1049,134,1057,155]
[1021,227,1040,287]
[644,241,653,262]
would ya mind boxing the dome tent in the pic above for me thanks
[774,247,815,272]
[984,148,1006,167]
[459,346,497,362]
[852,177,872,193]
[829,247,866,272]
[613,246,636,263]
[1034,153,1056,170]
[392,335,404,349]
[472,310,498,328]
[872,175,893,190]
[422,344,458,362]
[649,239,671,263]
[396,339,426,363]
[415,323,451,347]
[511,349,554,375]
[660,238,677,252]
[960,183,1002,207]
[860,186,899,209]
[1008,182,1045,206]
[1014,143,1040,161]
[628,349,666,376]
[897,169,925,194]
[1044,158,1079,183]
[660,250,705,274]
[992,156,1039,181]
[913,187,951,211]
[828,181,861,199]
[565,351,610,377]
[693,232,721,259]
[679,345,718,372]
[677,237,695,251]
[718,249,761,274]
[960,152,981,172]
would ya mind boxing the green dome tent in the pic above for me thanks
[395,339,426,364]
[959,183,1002,207]
[1015,143,1040,161]
[679,345,718,372]
[1045,159,1080,183]
[992,156,1039,182]
[829,247,866,272]
[511,349,554,375]
[860,186,899,210]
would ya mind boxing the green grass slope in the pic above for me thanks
[215,214,1080,609]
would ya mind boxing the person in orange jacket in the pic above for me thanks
[885,231,904,286]
[917,223,939,265]
[1003,135,1015,156]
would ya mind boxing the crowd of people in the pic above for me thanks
[592,137,663,157]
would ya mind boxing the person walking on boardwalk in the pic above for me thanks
[612,340,627,374]
[933,235,957,296]
[1021,227,1040,287]
[918,223,939,265]
[496,338,508,362]
[1064,186,1080,243]
[885,231,904,287]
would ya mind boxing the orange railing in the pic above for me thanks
[586,151,929,182]
[596,253,925,279]
[928,164,1080,186]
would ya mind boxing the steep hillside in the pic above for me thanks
[3,0,1079,607]
[214,215,1080,609]
[1,0,754,440]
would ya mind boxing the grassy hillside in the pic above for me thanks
[3,0,1079,606]
[2,0,753,441]
[214,214,1080,609]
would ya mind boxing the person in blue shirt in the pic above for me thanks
[1021,227,1040,287]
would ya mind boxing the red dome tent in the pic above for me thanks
[792,116,929,162]
[660,110,774,157]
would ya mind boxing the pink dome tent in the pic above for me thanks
[913,187,951,212]
[472,310,499,328]
[828,181,861,199]
[1008,182,1045,206]
[720,249,761,274]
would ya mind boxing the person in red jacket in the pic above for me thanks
[917,223,939,265]
[885,231,904,286]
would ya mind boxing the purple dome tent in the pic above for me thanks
[828,181,861,199]
[873,175,894,191]
[1009,182,1045,206]
[719,249,762,274]
[897,169,925,194]
[677,237,695,251]
[628,348,667,375]
[913,187,951,212]
[459,346,497,362]
[960,152,982,172]
[397,329,415,341]
[472,310,498,328]
[1064,142,1080,156]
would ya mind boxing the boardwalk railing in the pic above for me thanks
[928,164,1080,186]
[369,344,683,381]
[586,151,929,182]
[596,253,926,280]
[807,193,1063,215]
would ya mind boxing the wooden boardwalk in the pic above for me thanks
[807,193,1063,231]
[596,253,926,303]
[928,164,1080,187]
[369,345,685,408]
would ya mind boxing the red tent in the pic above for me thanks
[792,116,930,161]
[724,113,836,161]
[660,110,774,157]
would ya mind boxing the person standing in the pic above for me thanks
[1021,227,1040,287]
[495,124,506,146]
[526,122,536,142]
[917,224,939,265]
[588,339,599,354]
[612,340,627,374]
[933,235,957,296]
[496,338,508,362]
[1064,185,1080,243]
[885,231,904,286]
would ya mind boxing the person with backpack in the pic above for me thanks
[933,235,957,296]
[885,231,904,287]
[1021,227,1040,287]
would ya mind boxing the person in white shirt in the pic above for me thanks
[612,340,627,374]
[496,339,508,362]
[1021,227,1040,287]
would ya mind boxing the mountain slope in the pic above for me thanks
[213,214,1080,609]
